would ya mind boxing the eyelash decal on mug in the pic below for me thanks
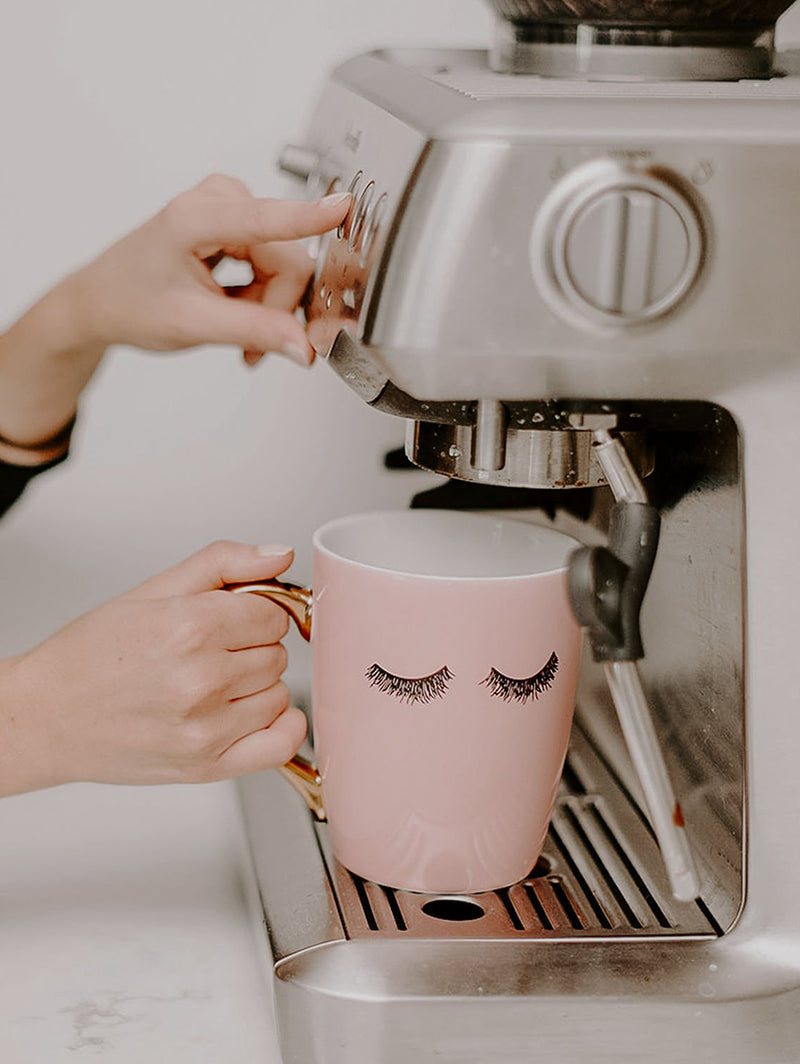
[365,663,454,705]
[481,651,560,705]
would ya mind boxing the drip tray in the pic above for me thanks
[320,735,716,940]
[239,726,718,960]
[237,727,734,1063]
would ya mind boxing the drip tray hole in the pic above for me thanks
[422,897,486,922]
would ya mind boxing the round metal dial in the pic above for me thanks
[531,159,706,330]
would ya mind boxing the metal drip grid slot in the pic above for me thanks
[318,731,719,940]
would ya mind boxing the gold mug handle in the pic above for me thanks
[228,579,325,821]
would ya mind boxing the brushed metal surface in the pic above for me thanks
[301,48,800,402]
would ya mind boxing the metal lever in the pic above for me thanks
[568,429,701,902]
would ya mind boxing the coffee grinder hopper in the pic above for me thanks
[485,0,798,78]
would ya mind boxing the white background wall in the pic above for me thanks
[1,1,799,676]
[0,0,492,680]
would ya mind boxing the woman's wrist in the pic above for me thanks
[26,273,107,365]
[51,265,111,352]
[0,280,105,450]
[0,654,67,797]
[0,416,75,467]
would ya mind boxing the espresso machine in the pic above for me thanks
[238,2,800,1059]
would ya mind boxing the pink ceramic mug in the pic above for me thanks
[232,510,582,894]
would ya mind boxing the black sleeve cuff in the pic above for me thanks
[0,449,70,520]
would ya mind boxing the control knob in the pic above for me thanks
[531,159,706,330]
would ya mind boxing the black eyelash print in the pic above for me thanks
[481,652,559,705]
[365,663,453,705]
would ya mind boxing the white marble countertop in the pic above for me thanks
[0,779,283,1063]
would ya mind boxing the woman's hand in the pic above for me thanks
[65,173,349,367]
[0,541,308,796]
[0,175,349,451]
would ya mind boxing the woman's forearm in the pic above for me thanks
[0,275,105,450]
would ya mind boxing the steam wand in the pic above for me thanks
[567,429,701,902]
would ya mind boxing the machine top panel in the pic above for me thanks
[332,48,800,142]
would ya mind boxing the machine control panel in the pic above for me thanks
[302,166,391,355]
[336,171,388,262]
[531,159,706,331]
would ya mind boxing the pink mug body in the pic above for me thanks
[309,510,582,894]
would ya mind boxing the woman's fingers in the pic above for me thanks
[206,592,291,651]
[211,704,308,779]
[216,243,314,312]
[185,292,314,363]
[225,681,292,735]
[221,644,288,700]
[126,541,295,599]
[193,173,252,198]
[248,241,315,308]
[166,190,350,253]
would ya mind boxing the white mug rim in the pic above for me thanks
[312,509,580,583]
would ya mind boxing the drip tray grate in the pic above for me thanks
[318,732,717,939]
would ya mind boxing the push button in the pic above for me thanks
[348,181,375,253]
[338,171,363,240]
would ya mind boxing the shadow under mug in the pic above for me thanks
[228,510,582,895]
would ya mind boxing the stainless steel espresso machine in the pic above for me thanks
[238,3,800,1060]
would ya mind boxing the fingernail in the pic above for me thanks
[257,544,293,557]
[281,341,312,367]
[319,192,351,209]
